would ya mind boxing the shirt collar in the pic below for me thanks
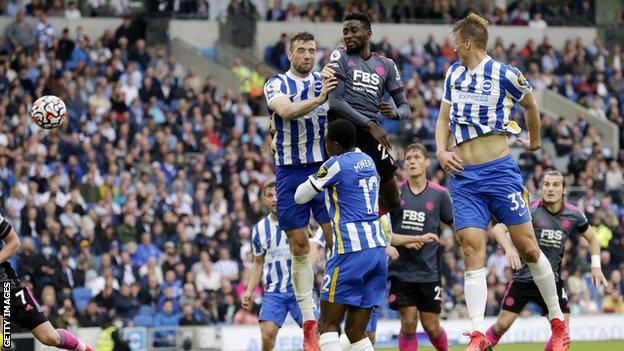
[467,55,491,75]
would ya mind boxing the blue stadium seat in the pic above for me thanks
[134,314,155,328]
[72,287,92,311]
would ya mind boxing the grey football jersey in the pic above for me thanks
[514,201,589,282]
[389,181,453,283]
[329,48,404,123]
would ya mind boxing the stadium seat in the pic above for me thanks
[72,287,92,311]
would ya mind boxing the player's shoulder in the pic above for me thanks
[426,181,450,197]
[530,200,542,209]
[563,202,586,218]
[264,73,286,89]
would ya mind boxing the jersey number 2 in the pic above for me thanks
[434,286,442,301]
[377,144,389,160]
[358,176,379,214]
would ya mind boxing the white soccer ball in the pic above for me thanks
[31,95,67,129]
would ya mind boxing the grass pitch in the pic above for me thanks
[379,340,624,350]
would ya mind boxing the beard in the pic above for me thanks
[345,43,362,55]
[293,62,313,75]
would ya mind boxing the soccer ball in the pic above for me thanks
[31,95,67,129]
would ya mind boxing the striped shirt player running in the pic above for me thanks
[242,181,304,351]
[435,14,570,351]
[486,171,608,350]
[0,213,94,351]
[295,119,387,351]
[263,31,337,350]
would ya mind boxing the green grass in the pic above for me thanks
[379,340,624,350]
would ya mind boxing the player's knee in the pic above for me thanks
[422,322,441,340]
[400,320,418,334]
[519,245,541,263]
[261,331,277,349]
[287,231,310,256]
[344,324,366,341]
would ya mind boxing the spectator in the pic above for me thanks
[65,1,82,19]
[5,10,35,52]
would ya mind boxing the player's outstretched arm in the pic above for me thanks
[435,101,463,175]
[491,223,522,270]
[581,226,609,287]
[379,90,410,121]
[269,77,337,121]
[515,91,541,152]
[242,254,265,310]
[0,224,21,264]
[294,179,320,204]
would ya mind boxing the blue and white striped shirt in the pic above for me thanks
[264,71,327,166]
[442,56,532,145]
[306,150,386,255]
[251,216,293,293]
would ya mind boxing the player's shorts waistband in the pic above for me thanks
[461,154,514,171]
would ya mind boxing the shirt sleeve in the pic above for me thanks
[502,66,532,102]
[442,67,453,104]
[574,210,590,234]
[308,156,342,191]
[251,224,265,256]
[385,60,404,94]
[329,48,348,80]
[264,75,287,108]
[440,190,454,225]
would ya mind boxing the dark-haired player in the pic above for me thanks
[296,119,387,351]
[388,143,453,351]
[486,171,607,350]
[322,12,411,215]
[263,31,337,350]
[0,213,94,351]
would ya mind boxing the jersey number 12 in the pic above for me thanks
[358,176,379,214]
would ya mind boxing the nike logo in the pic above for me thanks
[518,211,527,217]
[25,304,33,311]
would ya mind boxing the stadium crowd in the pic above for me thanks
[0,7,621,340]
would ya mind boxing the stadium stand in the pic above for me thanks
[0,0,621,349]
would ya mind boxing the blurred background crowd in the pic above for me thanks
[0,1,621,337]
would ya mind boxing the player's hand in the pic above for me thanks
[319,76,337,102]
[321,64,335,80]
[436,150,464,176]
[386,246,400,261]
[515,137,541,152]
[419,233,440,244]
[506,248,522,270]
[379,101,399,120]
[591,267,608,288]
[367,121,392,151]
[242,291,253,310]
[405,242,424,250]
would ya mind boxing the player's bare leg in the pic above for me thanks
[458,227,492,351]
[378,177,401,215]
[31,321,93,351]
[507,222,569,350]
[286,227,318,351]
[420,311,448,351]
[486,309,519,347]
[319,301,348,351]
[260,321,280,351]
[344,306,374,351]
[398,307,419,351]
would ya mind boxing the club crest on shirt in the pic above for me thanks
[314,79,323,93]
[481,80,493,93]
[330,50,341,62]
[517,72,528,87]
[316,166,328,178]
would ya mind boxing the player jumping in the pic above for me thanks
[263,31,337,350]
[242,181,304,351]
[323,12,411,214]
[388,143,453,351]
[295,119,387,351]
[435,14,570,351]
[486,171,607,350]
[0,213,94,351]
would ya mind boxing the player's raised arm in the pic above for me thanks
[265,76,337,121]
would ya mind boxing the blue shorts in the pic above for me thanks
[449,155,531,231]
[276,163,330,231]
[320,247,387,308]
[366,308,379,333]
[259,292,303,327]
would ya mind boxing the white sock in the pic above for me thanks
[350,337,374,351]
[339,332,351,351]
[292,254,315,321]
[465,267,487,333]
[320,332,341,351]
[526,252,565,321]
